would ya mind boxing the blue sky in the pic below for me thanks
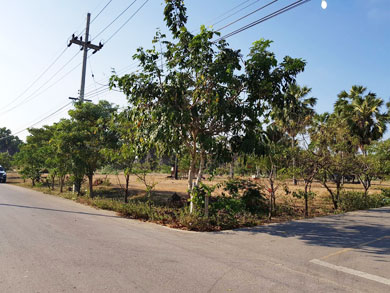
[1,0,389,140]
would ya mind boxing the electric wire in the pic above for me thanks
[215,0,311,42]
[212,0,262,28]
[1,46,69,111]
[0,53,82,115]
[88,56,102,100]
[103,0,150,45]
[0,102,73,140]
[216,0,278,31]
[91,0,114,23]
[92,0,138,41]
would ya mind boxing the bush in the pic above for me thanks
[210,196,244,216]
[241,187,268,215]
[380,188,390,198]
[339,192,389,212]
[222,179,267,215]
[177,209,211,231]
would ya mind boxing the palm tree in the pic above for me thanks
[272,83,317,184]
[334,85,390,154]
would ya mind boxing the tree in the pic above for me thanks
[334,85,390,154]
[370,139,390,179]
[294,147,320,217]
[14,143,45,186]
[0,127,22,155]
[355,151,380,197]
[53,118,86,195]
[257,125,290,219]
[310,115,358,210]
[66,101,117,197]
[272,84,317,185]
[110,0,306,212]
[104,109,142,203]
[0,152,12,170]
[13,126,54,186]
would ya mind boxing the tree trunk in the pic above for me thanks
[125,174,130,203]
[59,176,64,193]
[195,151,205,187]
[292,137,297,185]
[188,150,196,213]
[51,175,55,190]
[229,155,235,178]
[304,184,309,218]
[323,181,338,210]
[88,174,94,198]
[174,155,178,180]
[204,195,209,218]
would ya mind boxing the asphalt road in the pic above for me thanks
[0,184,389,293]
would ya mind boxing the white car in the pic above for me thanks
[0,165,6,183]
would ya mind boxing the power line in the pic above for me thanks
[91,0,114,23]
[0,102,73,141]
[92,0,138,41]
[215,0,311,42]
[216,0,279,31]
[212,0,262,28]
[86,0,262,92]
[104,0,150,44]
[77,0,115,36]
[1,47,69,111]
[0,51,81,115]
[27,102,73,129]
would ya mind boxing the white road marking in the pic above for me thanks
[310,259,390,286]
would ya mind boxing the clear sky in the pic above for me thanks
[1,0,389,141]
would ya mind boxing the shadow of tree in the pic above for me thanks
[232,207,390,257]
[0,203,120,218]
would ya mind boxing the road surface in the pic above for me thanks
[0,184,389,292]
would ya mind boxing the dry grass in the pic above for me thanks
[6,171,390,230]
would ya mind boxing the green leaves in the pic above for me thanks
[333,85,390,152]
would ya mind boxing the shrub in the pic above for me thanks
[241,187,268,215]
[222,179,267,215]
[380,188,390,198]
[339,192,389,212]
[177,209,211,231]
[210,196,244,216]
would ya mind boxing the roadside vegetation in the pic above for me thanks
[1,1,390,231]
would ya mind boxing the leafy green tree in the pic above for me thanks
[14,127,55,186]
[272,84,317,185]
[111,0,306,212]
[103,109,143,202]
[294,147,320,217]
[53,119,85,194]
[310,116,358,209]
[356,151,380,197]
[67,101,117,197]
[334,85,390,154]
[0,152,12,170]
[257,125,290,218]
[369,139,390,179]
[0,127,23,155]
[48,121,73,192]
[14,143,45,186]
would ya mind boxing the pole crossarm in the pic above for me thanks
[68,35,103,54]
[67,13,103,103]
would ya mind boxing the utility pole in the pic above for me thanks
[68,13,103,103]
[67,13,103,195]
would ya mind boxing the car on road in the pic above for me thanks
[0,166,7,183]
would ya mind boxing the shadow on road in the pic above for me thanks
[232,207,390,257]
[0,203,120,218]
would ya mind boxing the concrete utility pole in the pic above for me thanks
[68,13,103,102]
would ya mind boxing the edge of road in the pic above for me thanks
[3,182,390,235]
